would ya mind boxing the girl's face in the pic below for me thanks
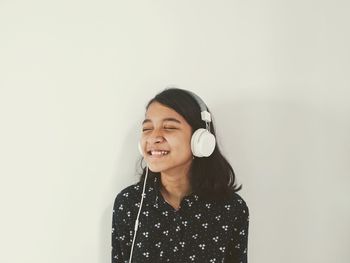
[140,101,193,175]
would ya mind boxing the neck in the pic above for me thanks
[159,171,192,209]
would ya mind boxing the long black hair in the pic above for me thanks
[138,88,242,201]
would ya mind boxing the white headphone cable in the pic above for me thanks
[128,165,149,263]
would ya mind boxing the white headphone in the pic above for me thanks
[138,90,216,158]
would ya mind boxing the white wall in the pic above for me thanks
[1,1,349,262]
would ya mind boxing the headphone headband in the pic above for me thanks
[185,90,212,123]
[165,86,211,123]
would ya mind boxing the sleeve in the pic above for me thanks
[226,197,250,263]
[112,194,131,263]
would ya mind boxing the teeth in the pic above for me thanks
[151,150,169,156]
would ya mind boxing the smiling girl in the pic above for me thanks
[112,88,249,263]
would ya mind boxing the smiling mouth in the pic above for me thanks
[148,150,170,157]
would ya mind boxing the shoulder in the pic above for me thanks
[113,181,143,208]
[226,192,249,217]
[112,181,145,225]
[231,192,248,207]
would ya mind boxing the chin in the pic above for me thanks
[147,164,168,173]
[145,156,192,174]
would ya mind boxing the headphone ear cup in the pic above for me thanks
[138,141,143,156]
[191,128,216,157]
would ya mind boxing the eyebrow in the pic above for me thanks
[142,117,182,125]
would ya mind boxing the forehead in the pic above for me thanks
[143,102,186,124]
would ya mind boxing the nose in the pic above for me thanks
[147,129,165,144]
[150,137,164,145]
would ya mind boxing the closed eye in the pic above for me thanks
[142,127,177,132]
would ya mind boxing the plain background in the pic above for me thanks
[1,1,349,262]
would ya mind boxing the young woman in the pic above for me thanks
[112,88,249,263]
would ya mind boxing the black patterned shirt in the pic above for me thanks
[112,175,249,263]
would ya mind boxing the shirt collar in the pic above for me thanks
[144,174,199,211]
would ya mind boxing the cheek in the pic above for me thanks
[171,135,192,151]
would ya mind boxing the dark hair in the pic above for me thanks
[138,88,242,201]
